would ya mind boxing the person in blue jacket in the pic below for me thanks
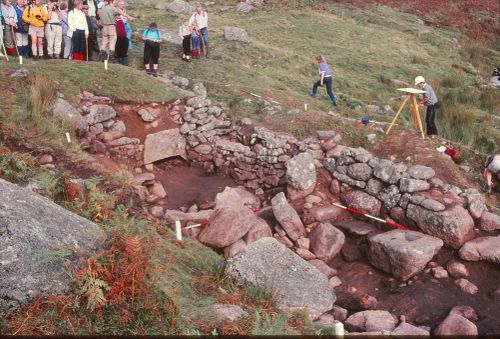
[141,22,162,76]
[311,55,337,106]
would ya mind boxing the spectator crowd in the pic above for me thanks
[0,0,210,76]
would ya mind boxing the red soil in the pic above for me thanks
[332,233,500,334]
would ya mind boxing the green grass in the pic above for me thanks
[123,0,498,153]
[0,143,305,336]
[0,60,183,104]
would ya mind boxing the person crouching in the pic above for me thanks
[141,22,162,76]
[67,0,88,60]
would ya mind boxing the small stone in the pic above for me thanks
[434,313,477,335]
[450,305,478,322]
[400,178,430,193]
[329,276,342,289]
[454,278,478,295]
[421,198,445,211]
[138,108,156,122]
[150,206,164,218]
[296,248,316,260]
[446,261,469,278]
[148,182,167,199]
[407,165,435,180]
[431,266,449,279]
[212,303,249,322]
[296,237,310,250]
[37,154,54,165]
[308,259,337,278]
[332,305,348,322]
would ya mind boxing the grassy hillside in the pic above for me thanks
[125,0,498,154]
[0,66,329,335]
[0,1,498,335]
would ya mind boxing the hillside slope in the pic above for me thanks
[125,0,498,154]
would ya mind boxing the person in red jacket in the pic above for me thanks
[114,12,128,65]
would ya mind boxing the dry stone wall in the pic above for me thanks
[176,89,498,251]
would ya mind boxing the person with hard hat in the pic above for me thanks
[415,76,439,136]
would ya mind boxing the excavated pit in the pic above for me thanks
[83,98,500,335]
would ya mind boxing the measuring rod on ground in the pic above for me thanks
[332,202,409,231]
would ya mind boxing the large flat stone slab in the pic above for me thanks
[226,237,335,320]
[143,128,186,164]
[367,229,443,281]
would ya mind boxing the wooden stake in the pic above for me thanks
[1,41,9,61]
[385,95,409,135]
[411,94,425,139]
[11,26,19,58]
[85,37,89,61]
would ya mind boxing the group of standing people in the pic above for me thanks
[178,3,208,61]
[0,0,134,64]
[1,0,210,73]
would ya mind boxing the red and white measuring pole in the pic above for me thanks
[332,202,409,231]
[240,89,280,105]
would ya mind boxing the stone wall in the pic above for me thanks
[175,86,498,250]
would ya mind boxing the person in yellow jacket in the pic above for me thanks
[22,0,48,58]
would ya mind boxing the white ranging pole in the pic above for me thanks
[334,322,344,337]
[175,220,182,241]
[174,222,205,241]
[331,202,409,231]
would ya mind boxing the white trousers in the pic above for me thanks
[63,35,72,59]
[45,24,62,55]
[15,32,29,46]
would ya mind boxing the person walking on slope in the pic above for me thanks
[22,0,48,59]
[311,55,337,106]
[415,75,439,137]
[67,0,88,60]
[188,3,208,57]
[13,0,29,58]
[483,153,500,194]
[141,22,161,76]
[1,0,19,56]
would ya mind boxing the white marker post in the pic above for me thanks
[304,103,308,111]
[334,322,344,337]
[65,132,71,143]
[175,220,182,241]
[104,60,108,70]
[19,56,23,65]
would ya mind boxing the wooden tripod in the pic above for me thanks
[385,88,426,139]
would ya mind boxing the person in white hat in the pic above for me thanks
[415,76,439,136]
